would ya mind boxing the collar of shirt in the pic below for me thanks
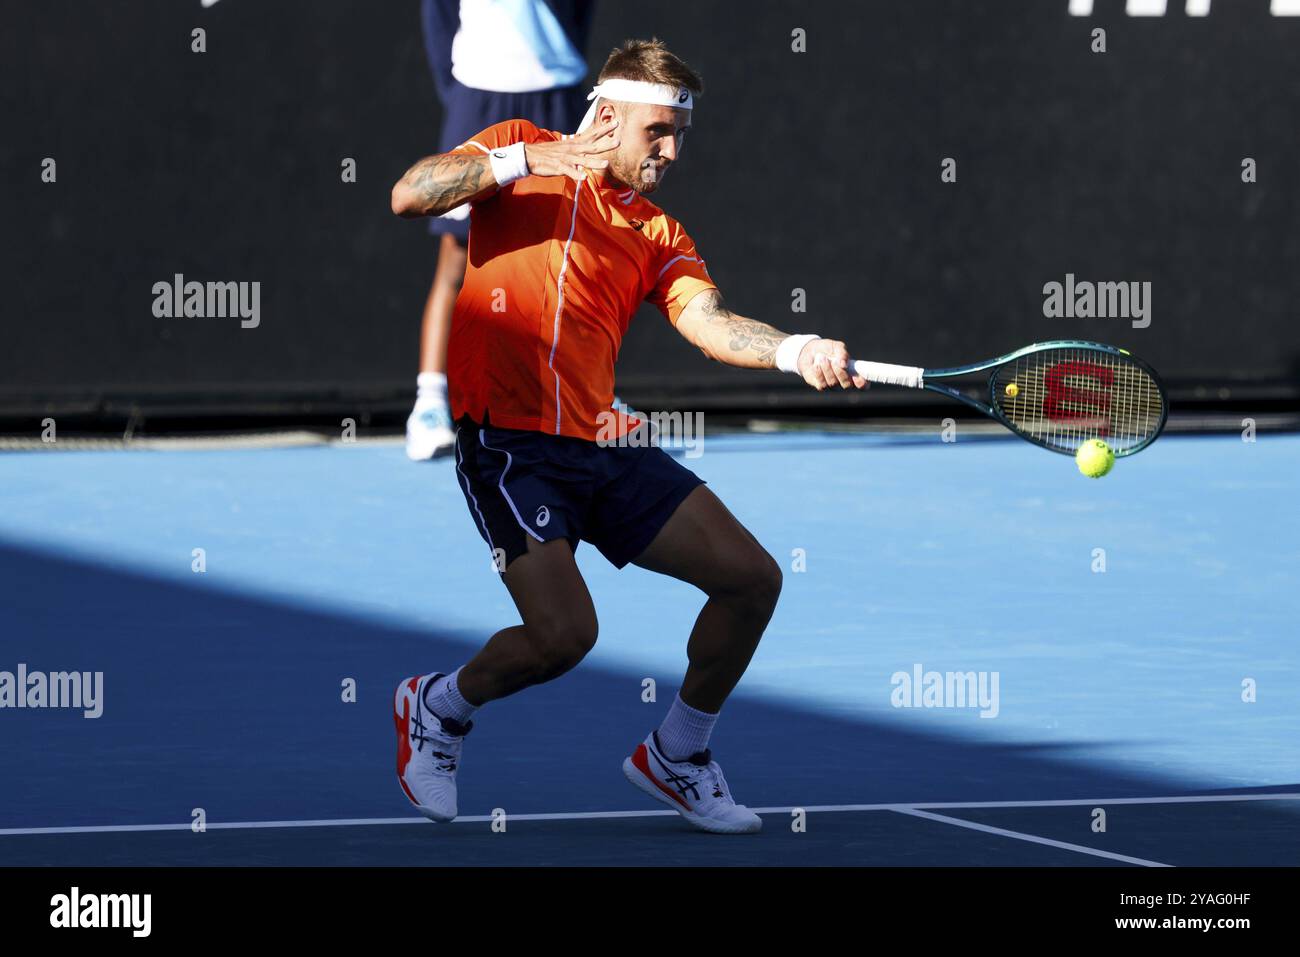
[589,170,640,206]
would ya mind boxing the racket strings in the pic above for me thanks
[993,348,1164,454]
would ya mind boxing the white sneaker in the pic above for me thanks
[623,731,762,834]
[393,673,473,822]
[405,401,455,461]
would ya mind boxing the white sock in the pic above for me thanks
[423,668,477,725]
[657,694,718,762]
[416,372,448,405]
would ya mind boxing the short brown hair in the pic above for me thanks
[597,38,703,97]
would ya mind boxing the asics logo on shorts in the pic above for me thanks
[535,506,550,527]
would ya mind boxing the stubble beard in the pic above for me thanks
[611,154,665,195]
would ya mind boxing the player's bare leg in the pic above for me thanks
[631,485,782,712]
[620,485,779,834]
[455,537,599,705]
[396,536,597,820]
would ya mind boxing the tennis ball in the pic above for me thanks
[1075,439,1115,478]
[1005,382,1019,398]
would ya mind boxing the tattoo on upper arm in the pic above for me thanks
[699,290,731,322]
[402,154,492,213]
[695,290,786,366]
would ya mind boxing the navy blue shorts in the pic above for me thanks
[430,81,587,240]
[452,421,706,571]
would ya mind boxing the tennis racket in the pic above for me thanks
[846,340,1167,456]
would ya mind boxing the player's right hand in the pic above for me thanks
[798,338,870,391]
[524,119,620,183]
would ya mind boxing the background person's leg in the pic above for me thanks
[406,232,468,460]
[455,537,599,706]
[630,486,783,714]
[417,232,467,376]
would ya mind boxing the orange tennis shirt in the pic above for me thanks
[443,119,717,440]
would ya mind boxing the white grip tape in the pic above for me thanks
[849,360,925,389]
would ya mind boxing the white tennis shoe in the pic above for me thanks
[394,673,472,822]
[405,401,455,461]
[623,731,762,834]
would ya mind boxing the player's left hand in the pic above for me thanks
[797,339,869,391]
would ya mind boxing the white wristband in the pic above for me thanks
[487,142,529,187]
[775,334,820,374]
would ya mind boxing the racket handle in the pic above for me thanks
[848,359,925,389]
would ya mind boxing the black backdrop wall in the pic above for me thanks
[3,0,1298,422]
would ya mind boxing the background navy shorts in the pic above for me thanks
[452,422,706,571]
[429,81,587,240]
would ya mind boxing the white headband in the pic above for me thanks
[575,78,694,133]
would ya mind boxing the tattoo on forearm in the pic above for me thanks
[697,291,787,366]
[401,154,492,214]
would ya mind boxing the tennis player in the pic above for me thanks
[406,0,595,460]
[390,38,866,834]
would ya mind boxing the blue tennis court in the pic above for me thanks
[2,430,1297,866]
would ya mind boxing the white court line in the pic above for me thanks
[757,791,1300,812]
[1,792,1296,838]
[0,810,679,836]
[891,808,1170,867]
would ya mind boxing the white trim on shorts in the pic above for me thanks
[478,429,545,542]
[453,427,497,553]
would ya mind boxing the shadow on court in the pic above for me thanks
[2,540,1296,866]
